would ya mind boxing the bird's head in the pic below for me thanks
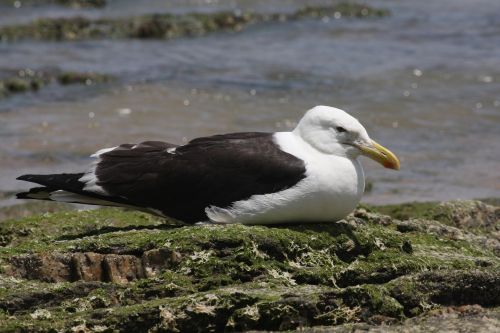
[293,106,400,170]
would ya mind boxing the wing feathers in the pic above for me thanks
[17,134,306,223]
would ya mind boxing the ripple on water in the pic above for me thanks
[1,0,500,204]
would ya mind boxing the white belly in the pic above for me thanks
[205,132,365,224]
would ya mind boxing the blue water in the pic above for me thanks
[0,0,499,206]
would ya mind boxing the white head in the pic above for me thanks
[294,106,400,169]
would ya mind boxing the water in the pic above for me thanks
[1,0,499,207]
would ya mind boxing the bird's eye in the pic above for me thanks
[335,126,347,133]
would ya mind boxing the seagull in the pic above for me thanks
[17,106,399,224]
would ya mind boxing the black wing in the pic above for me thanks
[95,133,306,223]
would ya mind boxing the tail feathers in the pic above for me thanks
[16,187,55,200]
[17,173,85,192]
[17,186,126,208]
[17,185,168,218]
[47,190,125,207]
[17,173,135,209]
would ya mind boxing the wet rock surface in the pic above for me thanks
[0,3,389,42]
[0,200,498,332]
[0,69,112,99]
[0,0,106,8]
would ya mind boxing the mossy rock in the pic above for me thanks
[0,2,390,42]
[0,0,106,8]
[56,0,106,8]
[0,199,499,331]
[0,69,113,99]
[0,201,73,228]
[57,71,110,85]
[373,200,500,233]
[0,76,45,96]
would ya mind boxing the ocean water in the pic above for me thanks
[0,0,499,207]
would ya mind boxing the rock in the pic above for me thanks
[57,72,110,85]
[1,0,106,8]
[288,306,500,333]
[374,200,500,255]
[69,252,146,283]
[56,0,106,8]
[102,254,144,284]
[0,75,45,97]
[434,200,499,231]
[0,3,390,42]
[372,199,499,232]
[71,252,106,281]
[0,200,73,224]
[0,69,113,99]
[0,200,499,332]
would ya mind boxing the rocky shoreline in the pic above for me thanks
[0,1,106,8]
[0,3,389,42]
[0,69,112,99]
[0,199,498,332]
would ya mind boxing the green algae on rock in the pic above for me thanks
[0,69,112,99]
[57,71,111,85]
[0,199,499,331]
[56,0,106,8]
[0,2,390,42]
[373,200,499,229]
[0,71,46,98]
[0,0,106,8]
[291,306,500,333]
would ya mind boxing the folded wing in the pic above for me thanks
[18,133,306,223]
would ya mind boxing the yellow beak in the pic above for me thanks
[358,140,400,170]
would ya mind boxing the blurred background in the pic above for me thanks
[0,0,499,209]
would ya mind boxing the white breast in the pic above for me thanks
[205,132,365,224]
